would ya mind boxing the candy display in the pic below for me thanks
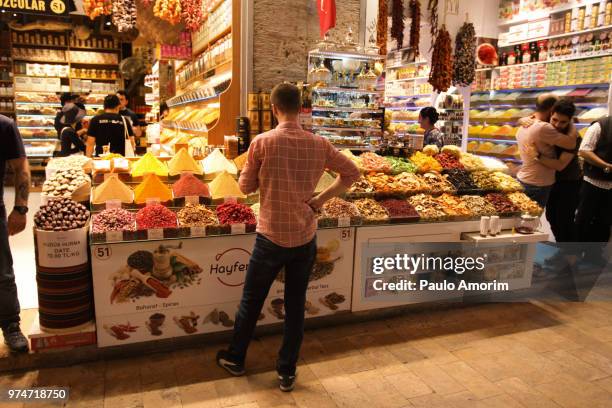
[177,204,218,227]
[419,172,455,194]
[136,204,178,229]
[131,152,169,178]
[445,169,480,193]
[360,152,391,173]
[35,199,90,231]
[209,171,246,200]
[167,148,203,176]
[408,194,447,220]
[470,171,499,191]
[216,203,257,225]
[172,173,210,198]
[92,174,134,205]
[379,198,420,219]
[322,197,361,218]
[46,156,91,174]
[352,198,389,222]
[485,193,520,215]
[434,153,464,170]
[410,151,443,173]
[134,174,173,204]
[435,194,472,218]
[367,172,403,193]
[385,156,418,174]
[42,169,90,199]
[92,208,136,233]
[506,192,543,216]
[460,195,497,216]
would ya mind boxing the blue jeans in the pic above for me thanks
[228,233,316,376]
[520,182,553,208]
[0,206,20,328]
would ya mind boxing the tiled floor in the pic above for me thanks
[1,301,612,407]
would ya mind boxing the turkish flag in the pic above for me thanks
[318,0,336,38]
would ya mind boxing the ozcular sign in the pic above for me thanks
[1,0,70,16]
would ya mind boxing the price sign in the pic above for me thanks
[224,196,238,204]
[185,196,200,205]
[105,230,123,242]
[147,228,164,240]
[230,223,246,235]
[190,226,206,237]
[146,198,161,206]
[105,200,122,210]
[338,217,351,227]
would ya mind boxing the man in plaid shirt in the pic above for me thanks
[217,83,360,391]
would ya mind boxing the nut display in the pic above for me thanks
[435,152,464,170]
[506,192,543,216]
[35,199,90,231]
[445,169,480,193]
[470,171,499,191]
[177,204,218,227]
[490,172,523,192]
[352,198,389,221]
[410,151,443,173]
[385,156,418,174]
[322,197,361,218]
[452,22,477,87]
[461,195,497,216]
[379,199,420,218]
[216,203,257,225]
[136,204,178,229]
[348,177,375,194]
[419,172,456,194]
[92,208,136,233]
[485,193,520,214]
[360,152,391,173]
[42,168,90,198]
[435,194,472,218]
[408,194,447,220]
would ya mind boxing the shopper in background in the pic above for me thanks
[160,102,169,120]
[0,114,30,353]
[419,107,445,148]
[216,83,360,392]
[54,92,78,138]
[516,94,578,207]
[58,103,87,157]
[576,115,612,245]
[116,90,142,138]
[532,100,581,242]
[86,95,135,157]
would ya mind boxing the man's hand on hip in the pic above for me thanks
[307,195,325,211]
[8,210,27,236]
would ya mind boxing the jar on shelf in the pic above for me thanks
[507,51,516,65]
[538,40,547,61]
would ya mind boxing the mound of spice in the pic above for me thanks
[177,204,217,227]
[167,147,203,176]
[131,152,168,177]
[353,198,389,221]
[134,173,173,204]
[385,156,418,174]
[92,174,134,204]
[92,208,136,233]
[460,195,497,216]
[322,197,360,218]
[445,169,479,193]
[506,192,542,216]
[203,148,237,175]
[360,152,391,173]
[485,193,520,214]
[379,198,420,219]
[408,194,447,220]
[435,153,464,170]
[35,198,90,231]
[172,172,210,198]
[209,171,246,200]
[216,202,257,225]
[136,204,177,229]
[435,194,473,218]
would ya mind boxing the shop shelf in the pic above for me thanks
[499,0,604,27]
[12,43,68,49]
[386,60,429,70]
[502,24,612,47]
[468,137,517,144]
[166,93,220,108]
[312,106,383,113]
[312,86,382,95]
[71,77,118,81]
[493,53,612,70]
[312,125,383,132]
[387,76,429,83]
[309,50,384,61]
[69,62,119,67]
[461,230,548,243]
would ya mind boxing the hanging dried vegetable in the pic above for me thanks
[180,0,204,32]
[112,0,137,32]
[391,0,405,51]
[83,0,112,19]
[409,0,421,56]
[377,0,388,55]
[428,24,452,93]
[427,0,438,50]
[154,0,182,25]
[452,22,476,87]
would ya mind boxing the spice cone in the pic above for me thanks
[209,171,245,200]
[167,148,203,176]
[131,152,168,177]
[92,174,134,204]
[134,173,173,204]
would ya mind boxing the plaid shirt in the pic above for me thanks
[239,121,360,248]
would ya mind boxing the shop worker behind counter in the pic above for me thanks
[0,114,31,353]
[216,83,360,392]
[86,94,135,157]
[117,90,142,138]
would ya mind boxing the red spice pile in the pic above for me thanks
[136,204,177,229]
[216,203,256,225]
[435,153,464,170]
[378,199,420,218]
[172,173,210,198]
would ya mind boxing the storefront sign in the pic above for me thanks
[91,229,355,347]
[0,0,71,16]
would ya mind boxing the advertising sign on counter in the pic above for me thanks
[91,228,355,347]
[35,226,89,269]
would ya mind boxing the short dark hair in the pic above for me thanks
[552,99,576,118]
[60,92,76,106]
[535,94,558,113]
[104,94,121,110]
[271,83,301,114]
[117,90,128,100]
[419,106,439,125]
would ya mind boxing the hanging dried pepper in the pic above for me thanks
[377,0,388,55]
[112,0,137,33]
[427,0,438,50]
[391,0,405,51]
[409,0,420,56]
[428,24,452,93]
[180,0,204,32]
[452,22,476,87]
[153,0,182,25]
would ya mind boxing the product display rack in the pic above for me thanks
[306,49,385,150]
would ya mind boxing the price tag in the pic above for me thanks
[147,228,164,240]
[190,226,206,237]
[105,230,123,242]
[338,217,351,227]
[185,196,200,205]
[146,198,161,206]
[224,196,238,204]
[230,223,246,235]
[105,199,122,210]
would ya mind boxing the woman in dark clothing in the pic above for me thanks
[58,103,86,157]
[419,106,445,148]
